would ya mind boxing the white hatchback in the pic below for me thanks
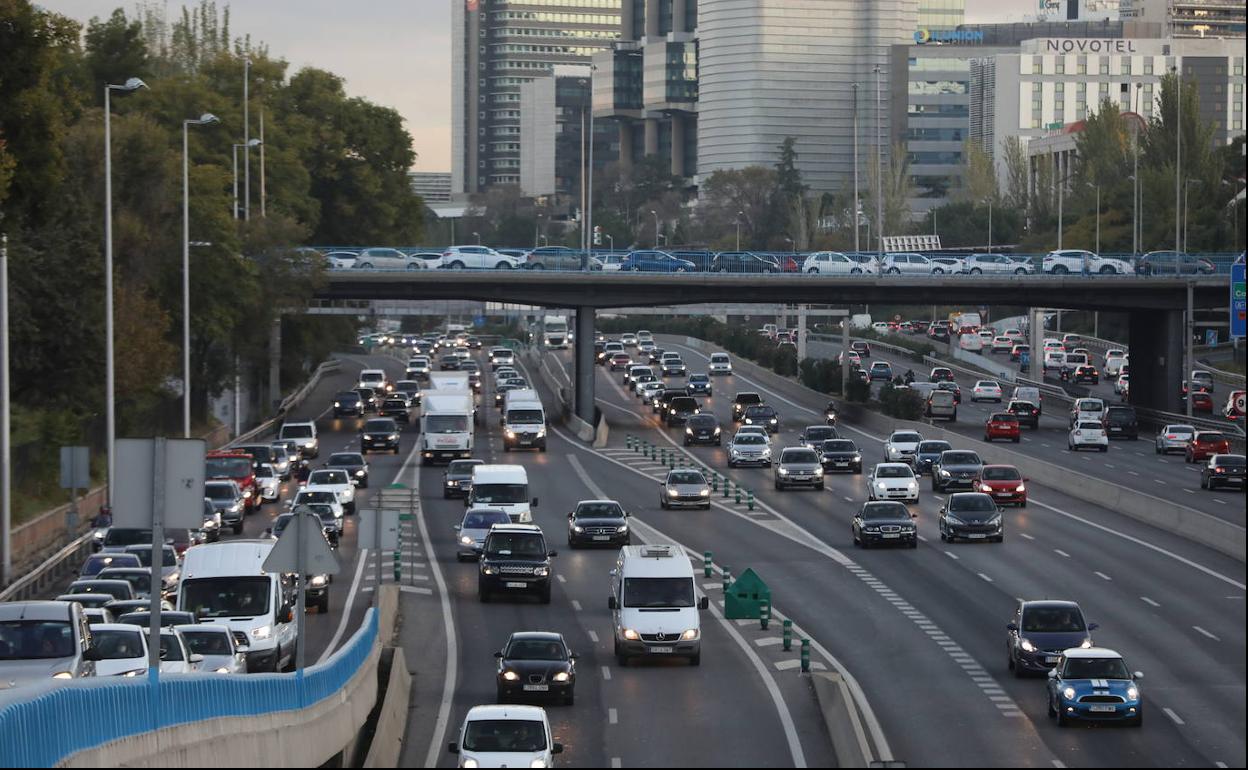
[1069,421,1109,452]
[449,704,562,769]
[884,430,923,464]
[802,251,874,275]
[971,380,1004,403]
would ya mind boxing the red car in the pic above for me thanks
[978,464,1027,506]
[1186,431,1231,463]
[984,412,1021,443]
[609,352,632,371]
[1190,391,1214,414]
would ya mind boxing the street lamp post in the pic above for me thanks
[183,114,220,438]
[1095,185,1101,255]
[1184,179,1200,253]
[232,139,261,220]
[874,64,883,258]
[650,210,660,248]
[852,83,860,253]
[657,233,667,247]
[103,77,147,505]
[735,210,744,251]
[472,231,482,245]
[606,233,614,251]
[1173,66,1182,270]
[987,198,993,253]
[243,58,252,221]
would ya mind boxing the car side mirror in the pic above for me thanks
[1088,622,1099,631]
[1047,669,1058,679]
[493,651,503,658]
[1132,671,1143,681]
[548,550,558,558]
[452,525,461,532]
[569,652,579,660]
[448,743,459,755]
[699,596,710,610]
[567,512,575,519]
[189,653,204,664]
[997,506,1006,514]
[236,641,249,652]
[1006,622,1018,631]
[608,596,618,610]
[83,647,103,662]
[552,743,564,755]
[280,604,293,623]
[624,512,631,518]
[532,497,539,507]
[911,511,918,519]
[1024,478,1030,483]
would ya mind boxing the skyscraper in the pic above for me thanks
[452,0,622,196]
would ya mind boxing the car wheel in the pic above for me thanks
[970,268,983,275]
[933,267,945,275]
[449,261,465,270]
[676,267,688,273]
[497,687,507,703]
[357,262,374,269]
[318,594,330,614]
[1099,265,1116,274]
[1053,265,1069,274]
[616,652,629,667]
[690,652,701,667]
[887,267,901,274]
[1056,704,1070,727]
[939,529,947,542]
[495,262,512,269]
[478,584,491,603]
[405,262,422,271]
[851,268,862,275]
[531,264,545,270]
[1014,268,1027,275]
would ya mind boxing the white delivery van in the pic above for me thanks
[543,315,570,349]
[420,391,475,464]
[278,421,319,458]
[609,544,709,667]
[358,368,389,393]
[502,393,547,452]
[466,465,536,523]
[428,371,471,392]
[177,540,296,673]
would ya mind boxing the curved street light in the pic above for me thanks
[183,112,220,437]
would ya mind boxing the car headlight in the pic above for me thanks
[242,489,252,498]
[907,481,918,491]
[713,427,721,434]
[533,566,549,577]
[1020,639,1035,653]
[616,525,629,533]
[864,526,880,533]
[505,430,516,439]
[770,418,777,424]
[333,401,340,407]
[251,625,272,640]
[980,484,993,493]
[52,671,73,680]
[945,514,964,525]
[215,666,231,674]
[668,488,679,497]
[814,468,824,476]
[876,482,887,489]
[228,503,240,513]
[93,530,105,541]
[304,441,315,449]
[681,628,699,640]
[1080,638,1093,649]
[536,428,546,438]
[529,760,548,769]
[1015,484,1026,492]
[482,565,495,575]
[699,488,710,497]
[853,454,861,461]
[778,467,789,475]
[502,670,520,681]
[1062,687,1076,701]
[623,628,640,641]
[571,525,584,534]
[940,469,951,477]
[670,408,676,414]
[552,671,570,682]
[686,428,694,435]
[1126,686,1138,700]
[745,418,753,424]
[388,434,399,440]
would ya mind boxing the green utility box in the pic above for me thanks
[724,568,770,620]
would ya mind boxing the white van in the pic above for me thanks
[609,544,709,667]
[357,368,389,393]
[502,396,547,452]
[466,465,537,523]
[177,540,296,673]
[278,420,319,458]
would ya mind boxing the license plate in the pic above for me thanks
[505,582,528,589]
[834,461,848,467]
[995,493,1011,498]
[968,533,987,539]
[1045,656,1059,664]
[1089,705,1117,713]
[883,533,900,539]
[592,536,610,541]
[437,440,457,447]
[522,684,549,692]
[648,646,673,654]
[1110,427,1121,432]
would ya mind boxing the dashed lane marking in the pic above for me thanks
[1094,571,1113,581]
[601,666,612,681]
[1019,533,1035,540]
[1054,549,1070,558]
[944,551,960,560]
[588,630,599,644]
[1162,707,1185,725]
[1140,596,1161,607]
[977,572,993,583]
[608,708,618,725]
[1192,626,1220,641]
[571,600,583,612]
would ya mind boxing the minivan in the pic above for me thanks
[926,389,958,421]
[609,544,709,667]
[467,465,537,523]
[278,421,319,458]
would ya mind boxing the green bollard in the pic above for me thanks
[800,639,811,672]
[704,551,713,578]
[393,549,402,581]
[723,568,733,592]
[735,486,742,505]
[747,490,755,511]
[711,474,719,492]
[627,434,635,450]
[783,620,793,651]
[722,478,730,498]
[667,451,675,470]
[760,599,771,630]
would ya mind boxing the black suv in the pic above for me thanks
[332,391,363,417]
[379,396,411,423]
[684,413,722,446]
[742,404,779,433]
[1103,405,1138,440]
[478,524,556,604]
[664,396,700,426]
[932,450,984,492]
[731,392,764,422]
[360,418,401,454]
[820,439,862,474]
[355,387,379,413]
[325,452,369,488]
[651,387,686,415]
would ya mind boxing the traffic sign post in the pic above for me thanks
[59,446,89,539]
[264,507,341,673]
[1231,263,1246,339]
[358,508,400,590]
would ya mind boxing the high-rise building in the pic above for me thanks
[518,69,618,198]
[1123,0,1245,38]
[452,0,622,196]
[919,0,965,31]
[409,172,453,202]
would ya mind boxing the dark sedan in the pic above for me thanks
[355,387,379,413]
[495,632,578,705]
[799,425,838,450]
[1006,400,1040,429]
[741,404,779,433]
[852,501,917,549]
[567,500,631,548]
[1006,600,1096,676]
[332,391,363,418]
[938,492,1004,543]
[1201,454,1245,490]
[444,458,485,499]
[683,413,722,446]
[710,251,779,273]
[914,440,953,476]
[618,250,696,273]
[324,450,369,486]
[819,439,862,474]
[932,450,983,492]
[360,418,401,454]
[378,396,411,423]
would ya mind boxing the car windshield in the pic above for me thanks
[803,428,834,441]
[942,452,981,465]
[306,503,335,517]
[99,571,151,594]
[823,440,856,452]
[1063,657,1131,680]
[296,491,336,506]
[328,453,364,466]
[507,638,568,660]
[575,502,625,519]
[484,533,546,557]
[745,407,775,418]
[92,629,144,659]
[180,629,232,655]
[255,466,275,480]
[735,435,766,445]
[875,466,913,479]
[689,416,716,428]
[309,471,347,485]
[206,458,252,478]
[426,415,469,433]
[1197,433,1225,443]
[462,510,511,529]
[205,484,236,501]
[462,720,547,753]
[671,398,697,411]
[0,621,74,660]
[448,461,482,476]
[1078,422,1103,431]
[860,502,910,521]
[950,495,997,512]
[127,548,177,567]
[157,634,184,661]
[508,409,544,424]
[891,433,922,444]
[982,466,1022,481]
[783,450,819,463]
[281,425,313,439]
[364,419,399,432]
[918,441,952,453]
[181,576,271,618]
[1216,456,1246,467]
[623,577,696,608]
[473,484,528,504]
[690,375,708,383]
[976,381,998,388]
[1077,401,1103,412]
[336,392,359,401]
[735,394,762,404]
[1009,402,1036,411]
[1023,606,1086,633]
[668,471,706,485]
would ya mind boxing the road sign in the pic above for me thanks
[113,438,206,529]
[1205,329,1218,347]
[358,509,401,552]
[474,315,485,328]
[263,511,341,576]
[59,446,89,490]
[1235,392,1246,416]
[1231,263,1245,338]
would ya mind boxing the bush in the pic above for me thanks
[846,378,871,403]
[799,357,820,390]
[773,347,798,377]
[879,383,924,420]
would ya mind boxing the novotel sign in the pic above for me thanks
[1042,39,1139,54]
[914,28,985,44]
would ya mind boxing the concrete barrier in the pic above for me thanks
[810,672,873,768]
[362,647,411,768]
[950,346,1017,382]
[593,410,610,448]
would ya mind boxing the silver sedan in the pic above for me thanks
[659,469,712,510]
[1155,424,1196,455]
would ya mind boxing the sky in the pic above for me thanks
[38,0,1035,173]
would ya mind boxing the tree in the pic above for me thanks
[863,143,917,241]
[1002,136,1030,219]
[697,166,778,249]
[960,140,998,204]
[84,9,150,101]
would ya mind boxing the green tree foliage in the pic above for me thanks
[959,140,998,204]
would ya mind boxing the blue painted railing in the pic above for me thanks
[0,610,377,768]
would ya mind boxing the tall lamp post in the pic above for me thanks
[243,58,252,221]
[1172,66,1182,270]
[874,64,883,258]
[183,113,220,438]
[1183,179,1200,253]
[650,210,660,247]
[472,231,482,245]
[735,210,744,251]
[852,82,860,253]
[232,139,261,220]
[103,77,148,505]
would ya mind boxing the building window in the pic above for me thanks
[1032,56,1043,74]
[1144,58,1154,75]
[1077,56,1087,74]
[1121,57,1131,75]
[1099,60,1109,75]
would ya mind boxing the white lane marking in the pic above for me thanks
[1213,499,1226,505]
[601,666,612,681]
[917,534,929,542]
[563,430,889,762]
[755,637,785,647]
[398,586,433,596]
[1051,760,1067,768]
[1139,596,1161,607]
[1162,707,1185,725]
[1094,571,1113,581]
[1054,549,1071,558]
[608,707,619,725]
[611,758,622,768]
[571,599,583,612]
[774,659,802,671]
[588,630,599,643]
[1019,533,1035,540]
[1192,626,1220,641]
[944,551,960,560]
[556,574,567,584]
[977,572,993,583]
[1216,762,1228,768]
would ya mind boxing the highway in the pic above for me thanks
[550,336,1245,767]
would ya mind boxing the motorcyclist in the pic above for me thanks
[903,369,916,385]
[294,459,312,483]
[91,505,113,529]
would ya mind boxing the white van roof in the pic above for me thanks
[618,544,694,578]
[181,540,275,580]
[471,464,529,484]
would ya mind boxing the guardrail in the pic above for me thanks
[0,608,379,767]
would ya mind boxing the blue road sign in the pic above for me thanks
[473,315,485,328]
[1232,263,1246,338]
[1205,329,1218,347]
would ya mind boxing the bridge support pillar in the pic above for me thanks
[575,307,597,426]
[269,317,281,410]
[796,304,808,361]
[1128,308,1183,413]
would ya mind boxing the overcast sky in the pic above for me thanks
[38,1,1035,172]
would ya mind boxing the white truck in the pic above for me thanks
[420,391,475,464]
[428,371,470,392]
[543,315,570,349]
[502,390,547,452]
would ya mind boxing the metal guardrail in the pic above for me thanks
[0,608,378,767]
[0,533,94,604]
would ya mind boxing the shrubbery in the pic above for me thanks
[878,383,924,420]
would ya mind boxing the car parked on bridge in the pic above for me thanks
[966,253,1033,275]
[851,501,917,549]
[1134,250,1215,276]
[938,492,1003,542]
[1042,249,1131,275]
[660,469,712,509]
[1201,454,1246,490]
[441,245,521,270]
[710,251,779,273]
[1155,424,1196,454]
[879,253,942,275]
[1046,648,1142,726]
[1186,431,1231,463]
[1006,600,1095,676]
[932,450,984,492]
[1068,420,1109,452]
[803,251,874,274]
[524,246,594,271]
[619,250,696,272]
[350,247,427,271]
[867,463,920,503]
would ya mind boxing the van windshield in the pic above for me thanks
[181,576,272,618]
[426,415,469,433]
[623,577,695,608]
[473,483,528,504]
[281,425,313,439]
[507,409,544,424]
